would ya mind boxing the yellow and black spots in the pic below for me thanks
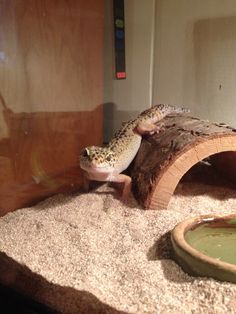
[80,104,189,175]
[80,146,117,169]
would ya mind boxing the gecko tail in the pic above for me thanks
[156,103,190,115]
[174,106,190,114]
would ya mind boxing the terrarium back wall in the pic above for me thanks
[153,0,236,126]
[0,0,104,214]
[103,0,156,142]
[104,0,236,142]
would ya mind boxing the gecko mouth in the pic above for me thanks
[80,162,113,173]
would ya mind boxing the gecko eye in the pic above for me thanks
[82,148,90,158]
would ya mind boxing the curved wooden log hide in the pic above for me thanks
[131,115,236,210]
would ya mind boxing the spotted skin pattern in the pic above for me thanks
[80,104,189,199]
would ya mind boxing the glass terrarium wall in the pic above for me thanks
[103,0,156,143]
[103,0,236,143]
[0,0,104,215]
[153,0,236,127]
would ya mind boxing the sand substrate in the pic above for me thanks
[1,164,236,313]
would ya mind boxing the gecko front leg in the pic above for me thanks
[81,170,90,192]
[110,173,132,200]
[135,121,164,135]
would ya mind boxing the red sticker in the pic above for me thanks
[116,72,126,79]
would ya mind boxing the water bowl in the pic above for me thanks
[171,214,236,283]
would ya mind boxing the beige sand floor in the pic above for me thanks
[1,164,236,313]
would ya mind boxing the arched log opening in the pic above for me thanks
[131,115,236,210]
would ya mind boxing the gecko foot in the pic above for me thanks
[82,171,90,192]
[110,174,132,201]
[136,121,165,135]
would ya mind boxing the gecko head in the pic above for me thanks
[80,146,116,172]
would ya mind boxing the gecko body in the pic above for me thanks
[80,104,189,198]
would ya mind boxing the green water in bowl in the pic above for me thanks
[185,221,236,265]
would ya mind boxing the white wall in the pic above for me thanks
[153,0,236,126]
[103,0,155,142]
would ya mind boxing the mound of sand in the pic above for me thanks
[0,164,236,313]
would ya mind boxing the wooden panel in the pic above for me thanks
[0,0,104,215]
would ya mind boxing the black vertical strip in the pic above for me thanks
[113,0,126,79]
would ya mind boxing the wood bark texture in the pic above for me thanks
[131,114,236,210]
